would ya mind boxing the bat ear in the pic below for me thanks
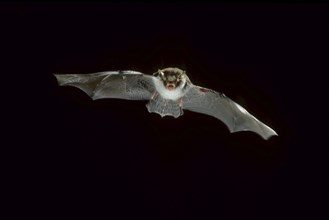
[158,69,165,78]
[153,69,161,76]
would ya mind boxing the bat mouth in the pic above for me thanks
[166,83,176,90]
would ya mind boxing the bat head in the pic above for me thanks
[154,67,187,91]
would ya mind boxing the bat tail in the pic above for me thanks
[146,95,183,118]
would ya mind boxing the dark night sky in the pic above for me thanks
[5,2,328,219]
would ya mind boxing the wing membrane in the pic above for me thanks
[54,71,155,100]
[182,86,277,139]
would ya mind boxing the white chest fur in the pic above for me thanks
[152,77,187,101]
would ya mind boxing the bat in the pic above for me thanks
[54,67,278,140]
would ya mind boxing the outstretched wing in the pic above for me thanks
[54,71,155,100]
[182,86,278,140]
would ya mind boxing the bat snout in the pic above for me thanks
[166,83,176,90]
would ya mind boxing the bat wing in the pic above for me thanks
[182,86,278,140]
[54,71,155,100]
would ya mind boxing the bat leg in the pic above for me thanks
[179,97,183,115]
[151,91,158,99]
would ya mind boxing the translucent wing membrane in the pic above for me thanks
[54,71,155,100]
[182,86,277,140]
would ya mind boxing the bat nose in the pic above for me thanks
[166,83,176,90]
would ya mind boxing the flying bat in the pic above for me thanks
[54,67,278,140]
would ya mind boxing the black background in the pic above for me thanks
[4,2,328,219]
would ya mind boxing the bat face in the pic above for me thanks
[154,67,185,91]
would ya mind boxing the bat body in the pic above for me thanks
[54,67,278,140]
